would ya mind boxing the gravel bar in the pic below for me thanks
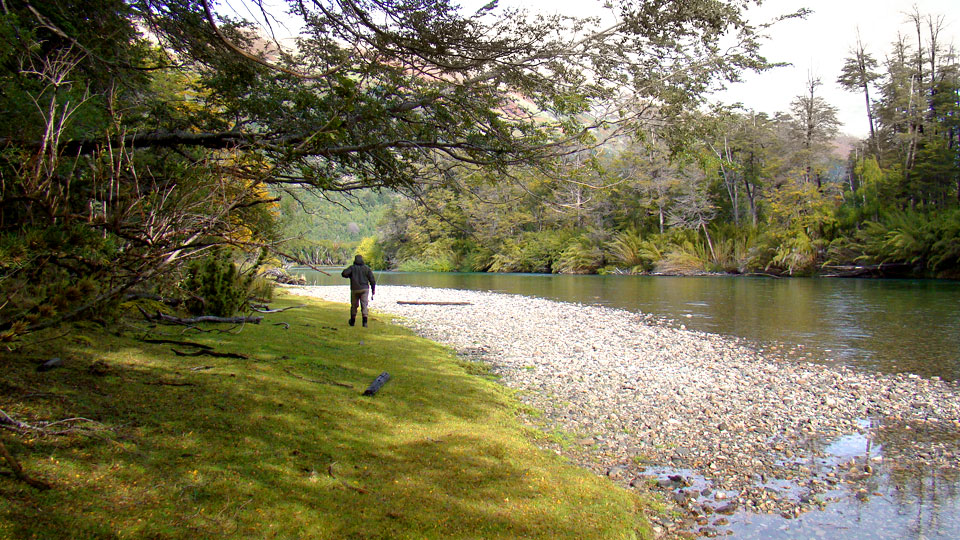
[286,285,960,537]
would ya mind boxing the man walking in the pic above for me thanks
[341,254,376,327]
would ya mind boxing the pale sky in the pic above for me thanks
[721,0,959,137]
[495,0,959,138]
[231,0,959,138]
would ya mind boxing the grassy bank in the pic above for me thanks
[1,292,652,539]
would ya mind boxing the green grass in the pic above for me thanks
[1,292,653,539]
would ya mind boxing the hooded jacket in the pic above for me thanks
[341,254,376,293]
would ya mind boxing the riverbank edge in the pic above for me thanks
[0,295,655,539]
[286,284,960,539]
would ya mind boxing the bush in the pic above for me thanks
[488,230,572,273]
[183,252,252,317]
[458,246,494,272]
[356,236,388,270]
[844,208,960,276]
[655,239,709,275]
[395,256,456,272]
[604,228,661,273]
[555,237,604,274]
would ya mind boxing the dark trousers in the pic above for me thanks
[350,289,370,318]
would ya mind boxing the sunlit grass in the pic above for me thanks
[1,291,653,539]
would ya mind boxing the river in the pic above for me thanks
[297,271,960,382]
[296,270,960,539]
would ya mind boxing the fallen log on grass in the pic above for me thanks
[362,372,391,396]
[284,368,353,389]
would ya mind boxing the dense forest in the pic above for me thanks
[328,9,959,278]
[1,0,957,346]
[3,0,785,339]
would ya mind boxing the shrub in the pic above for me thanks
[655,239,709,275]
[605,228,661,273]
[555,237,604,274]
[356,236,388,270]
[396,256,456,272]
[488,230,572,273]
[183,252,252,317]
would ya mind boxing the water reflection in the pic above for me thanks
[298,271,960,381]
[722,417,960,540]
[298,270,960,538]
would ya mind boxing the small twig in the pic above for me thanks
[273,322,290,329]
[0,409,108,436]
[283,368,353,389]
[21,392,67,402]
[141,338,214,350]
[0,409,33,433]
[0,437,51,490]
[143,380,197,387]
[190,365,215,371]
[171,348,249,359]
[42,417,104,429]
[327,462,368,494]
[250,304,305,313]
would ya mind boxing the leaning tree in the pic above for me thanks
[0,0,781,338]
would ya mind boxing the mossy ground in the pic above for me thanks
[1,291,653,539]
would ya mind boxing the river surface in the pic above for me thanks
[298,270,960,382]
[298,270,960,539]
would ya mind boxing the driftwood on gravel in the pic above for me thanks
[396,301,472,306]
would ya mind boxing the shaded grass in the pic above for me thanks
[1,291,652,539]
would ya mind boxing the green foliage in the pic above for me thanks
[278,190,393,265]
[396,257,456,273]
[0,224,117,340]
[248,274,276,303]
[182,253,253,317]
[489,230,574,273]
[604,228,661,273]
[356,236,388,270]
[842,209,960,276]
[458,243,495,272]
[655,233,711,275]
[555,236,605,274]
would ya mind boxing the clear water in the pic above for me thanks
[298,270,960,539]
[298,271,960,381]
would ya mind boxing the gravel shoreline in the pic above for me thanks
[286,285,960,537]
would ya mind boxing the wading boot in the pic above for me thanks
[362,316,368,327]
[349,316,356,326]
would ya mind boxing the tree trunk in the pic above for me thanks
[701,223,717,264]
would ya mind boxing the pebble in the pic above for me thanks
[288,286,960,534]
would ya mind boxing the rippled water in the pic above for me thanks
[297,270,960,539]
[722,420,960,540]
[298,271,960,381]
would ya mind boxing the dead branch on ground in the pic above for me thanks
[283,367,353,389]
[0,437,51,490]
